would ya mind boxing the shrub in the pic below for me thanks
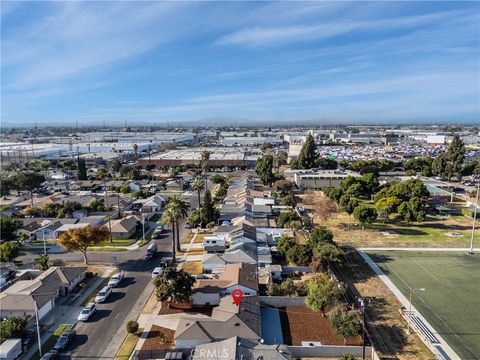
[126,320,139,334]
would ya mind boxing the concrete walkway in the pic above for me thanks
[359,247,479,252]
[23,267,115,359]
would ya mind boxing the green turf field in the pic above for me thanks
[367,251,480,360]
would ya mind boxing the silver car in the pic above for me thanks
[95,286,112,303]
[77,303,96,321]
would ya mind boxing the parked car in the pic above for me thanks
[108,271,125,287]
[95,286,112,303]
[53,330,75,351]
[151,267,164,279]
[77,303,97,321]
[40,349,58,360]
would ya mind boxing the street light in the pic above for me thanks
[358,298,367,360]
[469,183,479,254]
[142,212,146,243]
[31,291,59,357]
[407,287,426,334]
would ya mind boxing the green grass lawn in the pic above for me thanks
[367,251,480,360]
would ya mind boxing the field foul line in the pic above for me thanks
[409,257,445,286]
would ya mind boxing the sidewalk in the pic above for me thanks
[22,267,115,359]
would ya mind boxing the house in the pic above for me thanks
[175,296,261,349]
[72,208,88,219]
[166,179,183,191]
[202,245,257,273]
[128,181,143,192]
[131,195,167,213]
[192,336,292,360]
[34,219,78,240]
[78,215,107,227]
[192,263,258,306]
[0,267,86,321]
[54,223,90,238]
[109,216,138,239]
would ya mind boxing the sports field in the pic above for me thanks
[367,251,480,360]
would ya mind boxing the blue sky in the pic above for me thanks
[1,1,479,126]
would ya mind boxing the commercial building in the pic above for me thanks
[288,169,361,189]
[137,148,261,168]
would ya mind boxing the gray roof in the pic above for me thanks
[193,337,291,360]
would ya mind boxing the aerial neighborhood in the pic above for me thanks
[1,2,480,359]
[0,126,479,360]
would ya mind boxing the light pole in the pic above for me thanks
[32,291,59,357]
[358,298,366,360]
[142,213,145,243]
[469,183,479,254]
[41,229,47,256]
[34,300,42,357]
[407,287,426,334]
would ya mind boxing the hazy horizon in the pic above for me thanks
[2,1,479,126]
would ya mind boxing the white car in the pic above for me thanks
[151,267,164,279]
[95,286,112,303]
[77,303,96,321]
[108,271,124,288]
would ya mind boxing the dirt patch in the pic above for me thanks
[280,306,362,346]
[140,325,175,351]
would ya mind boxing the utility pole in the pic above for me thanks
[469,183,479,254]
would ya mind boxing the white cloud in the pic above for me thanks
[216,10,471,47]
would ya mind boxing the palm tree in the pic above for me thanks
[169,196,189,253]
[34,254,50,270]
[191,176,204,209]
[162,206,177,263]
[133,144,138,159]
[147,145,152,165]
[200,150,210,188]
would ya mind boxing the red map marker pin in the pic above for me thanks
[231,289,243,306]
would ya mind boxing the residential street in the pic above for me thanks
[17,190,199,359]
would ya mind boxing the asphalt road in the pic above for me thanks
[52,190,199,359]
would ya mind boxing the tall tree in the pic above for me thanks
[191,176,204,209]
[0,217,22,241]
[297,134,317,169]
[201,189,219,226]
[13,172,46,210]
[164,195,189,253]
[154,267,195,304]
[162,206,178,263]
[254,155,275,186]
[308,226,334,248]
[445,134,466,181]
[375,196,401,222]
[77,158,87,180]
[133,143,138,159]
[0,242,19,264]
[310,243,343,273]
[328,307,362,345]
[306,273,340,316]
[200,150,211,188]
[58,225,110,264]
[353,205,378,230]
